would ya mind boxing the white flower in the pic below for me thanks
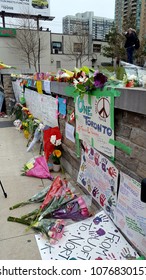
[50,135,56,144]
[56,139,61,146]
[38,123,45,131]
[73,78,79,86]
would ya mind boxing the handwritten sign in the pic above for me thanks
[35,210,139,260]
[115,172,146,256]
[75,95,114,157]
[77,142,118,221]
[25,88,58,127]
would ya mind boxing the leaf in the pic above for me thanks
[80,66,90,74]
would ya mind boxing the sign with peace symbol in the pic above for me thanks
[95,97,110,119]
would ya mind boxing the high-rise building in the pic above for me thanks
[63,12,114,41]
[115,0,146,40]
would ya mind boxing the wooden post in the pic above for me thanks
[2,11,5,28]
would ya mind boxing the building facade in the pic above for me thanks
[0,29,111,73]
[63,11,114,41]
[115,0,146,40]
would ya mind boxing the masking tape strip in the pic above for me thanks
[110,95,115,130]
[109,139,132,155]
[75,132,80,158]
[91,138,94,147]
[88,94,92,105]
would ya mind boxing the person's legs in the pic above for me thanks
[127,47,134,64]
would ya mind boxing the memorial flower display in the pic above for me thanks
[72,68,108,96]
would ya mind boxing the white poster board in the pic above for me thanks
[115,171,146,256]
[35,210,139,260]
[77,143,118,222]
[25,88,58,127]
[75,95,114,158]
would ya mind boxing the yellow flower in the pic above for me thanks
[23,130,30,139]
[22,107,29,111]
[53,150,62,158]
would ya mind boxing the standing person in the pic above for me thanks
[124,28,137,64]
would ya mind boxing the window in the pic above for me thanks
[52,42,62,54]
[93,44,101,53]
[74,43,82,52]
[56,61,61,68]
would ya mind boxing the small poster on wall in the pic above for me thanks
[77,142,118,222]
[115,171,146,257]
[35,210,139,260]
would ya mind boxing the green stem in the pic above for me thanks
[20,209,39,220]
[7,216,31,226]
[9,201,29,210]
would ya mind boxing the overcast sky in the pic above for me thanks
[47,0,115,33]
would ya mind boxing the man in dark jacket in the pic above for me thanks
[124,28,137,64]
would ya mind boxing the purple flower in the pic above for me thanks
[94,72,108,88]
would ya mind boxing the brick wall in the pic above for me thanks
[115,109,146,182]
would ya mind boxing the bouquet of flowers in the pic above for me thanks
[21,156,53,180]
[9,184,52,210]
[27,123,44,152]
[51,195,92,221]
[8,216,65,244]
[123,74,140,87]
[73,67,108,97]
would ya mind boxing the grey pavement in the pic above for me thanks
[0,117,72,260]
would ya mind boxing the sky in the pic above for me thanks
[47,0,115,33]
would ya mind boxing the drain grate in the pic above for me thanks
[0,121,14,128]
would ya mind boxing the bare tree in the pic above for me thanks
[65,33,91,68]
[9,16,46,72]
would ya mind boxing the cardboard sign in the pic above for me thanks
[75,95,114,157]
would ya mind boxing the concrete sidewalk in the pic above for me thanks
[0,118,73,260]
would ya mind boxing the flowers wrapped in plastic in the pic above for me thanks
[27,123,45,152]
[51,195,92,221]
[7,216,65,244]
[38,181,76,221]
[9,176,76,222]
[9,184,52,210]
[21,156,53,180]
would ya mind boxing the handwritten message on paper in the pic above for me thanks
[75,95,114,157]
[35,210,139,260]
[77,143,118,221]
[25,88,58,127]
[115,172,146,256]
[65,122,75,143]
